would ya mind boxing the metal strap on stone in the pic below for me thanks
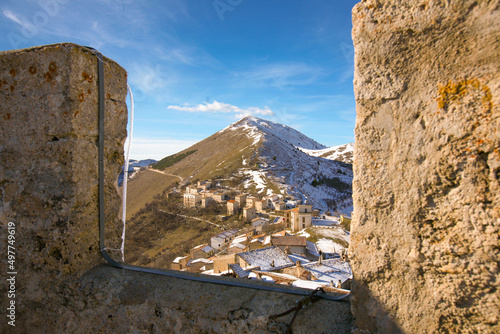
[87,46,349,302]
[269,287,325,334]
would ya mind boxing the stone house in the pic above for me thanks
[202,190,217,199]
[246,196,259,208]
[289,205,313,232]
[171,255,191,271]
[272,200,286,211]
[248,233,266,251]
[255,199,270,213]
[267,195,279,202]
[211,229,239,250]
[201,197,215,208]
[271,236,307,254]
[212,192,229,203]
[227,242,247,254]
[184,193,202,207]
[243,207,257,223]
[186,186,203,195]
[190,244,215,259]
[235,194,247,206]
[197,180,212,191]
[251,217,269,228]
[227,200,239,215]
[212,254,237,274]
[187,258,214,273]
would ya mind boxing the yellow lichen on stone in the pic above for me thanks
[436,79,493,113]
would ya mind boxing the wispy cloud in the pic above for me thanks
[128,63,177,102]
[2,9,34,31]
[237,62,323,88]
[167,101,274,118]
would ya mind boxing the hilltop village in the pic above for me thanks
[167,178,353,292]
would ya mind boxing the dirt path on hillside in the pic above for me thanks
[149,168,185,184]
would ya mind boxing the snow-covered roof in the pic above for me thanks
[228,263,250,278]
[214,229,239,240]
[303,258,352,283]
[230,242,247,250]
[292,280,328,290]
[190,258,213,264]
[306,241,319,256]
[273,217,285,224]
[287,253,311,264]
[237,246,294,271]
[201,269,214,275]
[172,256,189,263]
[232,235,248,244]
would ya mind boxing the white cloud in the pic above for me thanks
[167,100,274,118]
[3,9,34,31]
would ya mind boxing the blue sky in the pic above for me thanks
[1,0,358,160]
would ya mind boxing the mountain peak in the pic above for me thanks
[223,116,326,151]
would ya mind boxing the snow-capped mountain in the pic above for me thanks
[129,159,158,168]
[299,143,354,164]
[151,116,353,214]
[118,158,157,186]
[220,116,326,150]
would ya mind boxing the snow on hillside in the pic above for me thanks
[222,116,326,150]
[118,159,157,186]
[129,159,158,168]
[300,143,354,164]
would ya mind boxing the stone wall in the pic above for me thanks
[0,43,127,331]
[350,1,499,333]
[0,43,353,333]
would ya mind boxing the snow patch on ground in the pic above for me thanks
[312,216,340,226]
[242,169,268,192]
[300,143,354,163]
[313,226,350,254]
[317,239,341,253]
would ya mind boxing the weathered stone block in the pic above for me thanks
[0,43,127,331]
[351,1,499,333]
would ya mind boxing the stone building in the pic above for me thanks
[243,206,257,222]
[183,193,202,207]
[288,205,313,232]
[227,199,239,215]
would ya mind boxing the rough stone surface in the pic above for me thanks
[0,43,126,331]
[57,265,353,334]
[350,1,500,333]
[0,44,353,333]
